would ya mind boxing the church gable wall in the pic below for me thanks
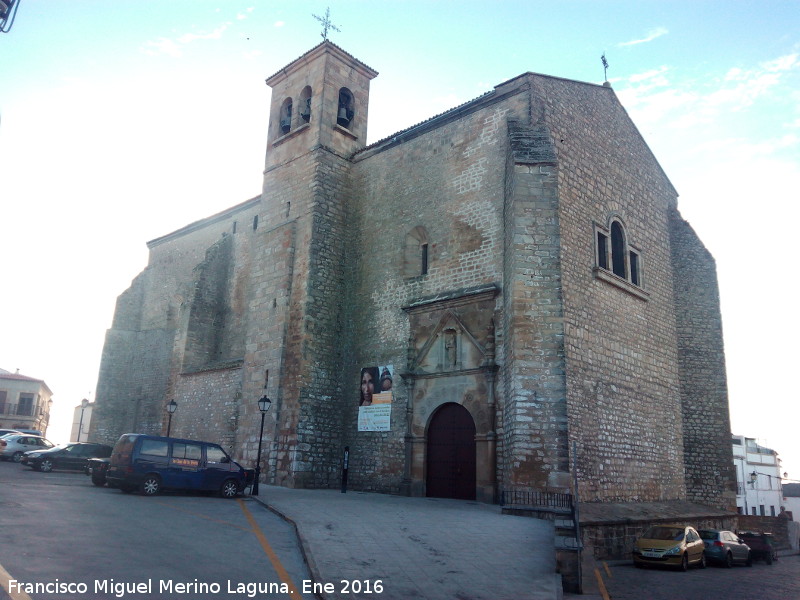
[531,74,688,502]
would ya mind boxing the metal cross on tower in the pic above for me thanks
[313,7,340,40]
[601,53,609,81]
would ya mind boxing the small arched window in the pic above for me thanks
[404,226,430,277]
[279,97,293,134]
[337,87,354,129]
[299,86,312,123]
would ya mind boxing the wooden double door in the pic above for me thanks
[426,403,476,500]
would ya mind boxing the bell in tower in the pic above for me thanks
[263,41,379,170]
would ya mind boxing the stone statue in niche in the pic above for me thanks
[444,329,458,369]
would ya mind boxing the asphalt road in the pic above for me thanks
[0,460,315,600]
[600,553,800,600]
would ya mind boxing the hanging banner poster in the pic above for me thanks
[358,364,393,431]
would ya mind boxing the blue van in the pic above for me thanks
[105,434,248,498]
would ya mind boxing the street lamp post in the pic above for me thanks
[252,394,272,496]
[166,400,178,436]
[73,398,89,442]
[77,398,89,442]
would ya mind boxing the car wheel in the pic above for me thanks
[12,452,23,463]
[39,459,53,473]
[746,553,753,567]
[680,554,689,572]
[724,552,733,568]
[220,479,240,499]
[765,552,773,565]
[141,475,161,496]
[699,553,707,569]
[92,475,106,487]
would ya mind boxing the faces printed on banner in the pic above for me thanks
[360,367,378,406]
[379,367,393,391]
[359,365,394,406]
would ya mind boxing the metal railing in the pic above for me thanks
[500,489,573,510]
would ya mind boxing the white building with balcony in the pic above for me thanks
[732,435,784,516]
[0,368,53,435]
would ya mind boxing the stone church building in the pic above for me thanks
[91,41,736,510]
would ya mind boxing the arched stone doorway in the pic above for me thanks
[426,403,476,500]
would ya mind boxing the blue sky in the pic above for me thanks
[1,1,798,479]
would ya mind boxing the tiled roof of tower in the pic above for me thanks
[265,40,378,82]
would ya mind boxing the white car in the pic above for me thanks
[0,434,54,462]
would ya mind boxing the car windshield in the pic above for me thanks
[699,530,718,540]
[643,527,685,541]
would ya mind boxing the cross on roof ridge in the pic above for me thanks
[313,7,340,41]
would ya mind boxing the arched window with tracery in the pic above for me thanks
[595,216,643,290]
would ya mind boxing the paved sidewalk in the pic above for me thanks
[255,486,562,600]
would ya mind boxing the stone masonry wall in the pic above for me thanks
[170,365,242,453]
[91,328,172,444]
[246,141,353,489]
[345,88,530,492]
[91,200,259,446]
[532,74,688,503]
[294,147,352,487]
[670,210,737,510]
[502,116,569,492]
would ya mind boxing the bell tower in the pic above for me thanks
[248,42,378,488]
[263,41,378,171]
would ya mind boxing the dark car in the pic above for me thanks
[737,531,777,564]
[698,529,752,567]
[86,457,111,486]
[105,433,247,498]
[22,442,113,472]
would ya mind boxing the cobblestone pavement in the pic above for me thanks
[600,553,800,600]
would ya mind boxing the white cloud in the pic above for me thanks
[141,37,183,58]
[140,22,232,56]
[237,7,255,20]
[618,27,668,47]
[177,22,230,44]
[274,21,285,28]
[617,51,800,132]
[627,66,670,84]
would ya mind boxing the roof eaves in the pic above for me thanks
[266,40,378,85]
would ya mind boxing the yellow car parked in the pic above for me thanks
[632,524,706,570]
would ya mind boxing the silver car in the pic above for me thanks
[0,434,54,462]
[698,529,752,567]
